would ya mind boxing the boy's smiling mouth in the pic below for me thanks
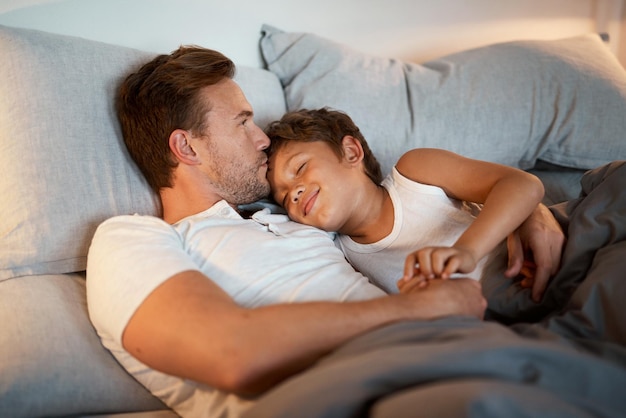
[302,189,319,216]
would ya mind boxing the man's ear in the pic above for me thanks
[169,129,200,165]
[342,135,365,166]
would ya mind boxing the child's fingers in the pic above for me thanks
[403,253,418,280]
[441,256,461,279]
[416,251,434,278]
[429,248,461,278]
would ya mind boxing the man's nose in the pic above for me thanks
[256,129,271,150]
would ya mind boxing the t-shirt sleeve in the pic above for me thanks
[86,215,199,344]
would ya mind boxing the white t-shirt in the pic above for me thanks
[86,200,385,418]
[338,168,504,293]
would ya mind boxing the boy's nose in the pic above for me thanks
[291,188,303,202]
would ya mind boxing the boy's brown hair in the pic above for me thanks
[116,46,235,193]
[265,108,383,184]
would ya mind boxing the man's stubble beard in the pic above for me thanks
[212,156,270,205]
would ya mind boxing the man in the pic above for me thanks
[86,46,564,418]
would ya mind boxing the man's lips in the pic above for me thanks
[302,190,318,216]
[259,157,268,173]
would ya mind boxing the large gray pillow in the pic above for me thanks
[260,25,626,176]
[0,273,167,417]
[0,24,286,281]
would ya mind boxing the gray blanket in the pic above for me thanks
[245,161,626,418]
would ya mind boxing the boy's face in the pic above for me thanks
[267,139,362,232]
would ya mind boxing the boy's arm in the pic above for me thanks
[396,148,545,278]
[122,269,486,396]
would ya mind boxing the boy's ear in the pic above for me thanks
[342,135,364,166]
[169,129,200,165]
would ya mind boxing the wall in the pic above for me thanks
[0,0,623,67]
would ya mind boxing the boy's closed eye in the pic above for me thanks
[278,162,307,207]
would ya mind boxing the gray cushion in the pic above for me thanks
[0,24,286,281]
[260,25,626,177]
[0,274,166,417]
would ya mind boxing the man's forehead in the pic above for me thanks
[200,81,252,118]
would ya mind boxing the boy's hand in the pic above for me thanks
[402,246,478,281]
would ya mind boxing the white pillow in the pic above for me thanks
[260,25,626,176]
[0,24,286,281]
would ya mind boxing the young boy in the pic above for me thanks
[265,108,546,296]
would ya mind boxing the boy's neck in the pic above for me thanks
[344,185,394,244]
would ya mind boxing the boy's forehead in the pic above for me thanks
[274,140,305,158]
[272,140,332,163]
[268,142,297,168]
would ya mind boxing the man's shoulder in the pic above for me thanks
[99,213,167,228]
[92,214,171,244]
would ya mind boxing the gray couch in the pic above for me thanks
[2,23,626,417]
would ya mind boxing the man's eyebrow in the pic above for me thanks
[234,110,253,120]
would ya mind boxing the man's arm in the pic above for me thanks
[123,270,485,396]
[505,203,565,302]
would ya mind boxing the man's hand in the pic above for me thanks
[505,203,565,302]
[397,277,486,320]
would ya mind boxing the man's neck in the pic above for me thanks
[160,185,223,224]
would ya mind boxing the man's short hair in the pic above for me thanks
[116,46,235,193]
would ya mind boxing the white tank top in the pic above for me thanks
[337,167,503,293]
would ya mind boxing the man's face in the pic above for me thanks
[192,79,271,205]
